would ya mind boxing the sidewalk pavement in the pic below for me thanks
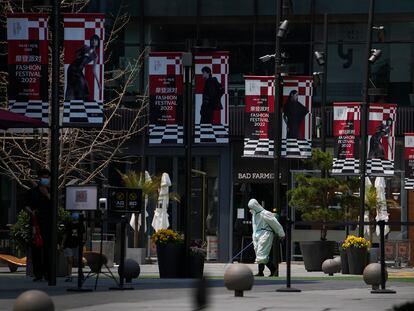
[0,262,413,311]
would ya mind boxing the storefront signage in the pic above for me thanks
[404,133,414,189]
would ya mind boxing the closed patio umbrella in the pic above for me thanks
[374,176,390,236]
[151,172,171,231]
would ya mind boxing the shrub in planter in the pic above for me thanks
[152,229,184,278]
[342,235,370,275]
[189,239,206,279]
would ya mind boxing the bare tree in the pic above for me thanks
[0,1,147,190]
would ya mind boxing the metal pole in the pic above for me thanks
[276,0,300,293]
[371,220,396,294]
[183,52,193,277]
[321,13,328,152]
[358,0,374,237]
[49,0,60,286]
[272,0,282,279]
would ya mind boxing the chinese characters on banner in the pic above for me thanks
[194,52,229,143]
[63,13,105,127]
[148,52,183,144]
[7,13,49,123]
[332,102,397,176]
[243,76,313,158]
[243,76,275,157]
[404,133,414,189]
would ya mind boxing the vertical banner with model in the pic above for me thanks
[194,52,229,144]
[332,102,361,175]
[404,133,414,190]
[7,13,49,123]
[63,13,105,127]
[366,104,397,176]
[243,76,275,158]
[332,102,397,176]
[148,52,184,144]
[281,76,313,158]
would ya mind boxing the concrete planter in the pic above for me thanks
[300,241,336,271]
[347,247,368,275]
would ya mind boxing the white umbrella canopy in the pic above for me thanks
[130,171,151,232]
[151,172,171,231]
[374,176,390,236]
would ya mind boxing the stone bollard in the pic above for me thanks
[322,258,341,276]
[363,263,388,290]
[13,290,54,311]
[224,264,254,297]
[119,258,140,283]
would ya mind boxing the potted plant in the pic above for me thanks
[288,149,356,271]
[189,239,206,278]
[152,229,184,278]
[341,235,370,274]
[10,207,71,276]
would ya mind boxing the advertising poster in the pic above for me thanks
[7,13,49,123]
[281,76,313,158]
[331,103,397,176]
[63,13,105,127]
[194,52,229,144]
[366,104,397,176]
[404,133,414,190]
[148,52,183,144]
[243,76,274,158]
[332,102,361,175]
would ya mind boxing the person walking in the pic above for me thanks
[25,168,52,282]
[248,199,285,277]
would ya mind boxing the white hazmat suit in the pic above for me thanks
[248,198,285,264]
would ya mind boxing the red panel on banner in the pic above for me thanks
[62,13,105,127]
[148,52,184,145]
[405,133,414,189]
[7,13,49,124]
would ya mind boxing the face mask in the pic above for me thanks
[39,178,49,186]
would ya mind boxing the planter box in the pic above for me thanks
[340,249,349,274]
[189,254,205,279]
[156,243,184,278]
[300,241,336,271]
[347,247,368,275]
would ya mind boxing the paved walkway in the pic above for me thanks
[0,263,413,310]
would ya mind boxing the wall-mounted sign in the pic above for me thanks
[108,187,142,213]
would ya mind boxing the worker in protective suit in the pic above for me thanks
[248,198,285,276]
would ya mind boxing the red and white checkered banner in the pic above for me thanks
[63,13,105,127]
[7,13,49,124]
[194,52,229,144]
[243,76,275,158]
[404,133,414,190]
[281,76,313,158]
[148,52,183,144]
[332,102,397,176]
[332,102,361,174]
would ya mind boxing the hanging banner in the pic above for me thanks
[148,52,183,144]
[404,133,414,190]
[281,76,313,158]
[243,76,274,158]
[332,103,397,176]
[7,13,49,123]
[63,13,105,127]
[332,102,361,175]
[194,52,229,144]
[366,104,397,176]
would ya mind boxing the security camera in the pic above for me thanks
[368,49,382,64]
[314,51,325,66]
[277,20,289,38]
[99,198,107,211]
[259,54,275,63]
